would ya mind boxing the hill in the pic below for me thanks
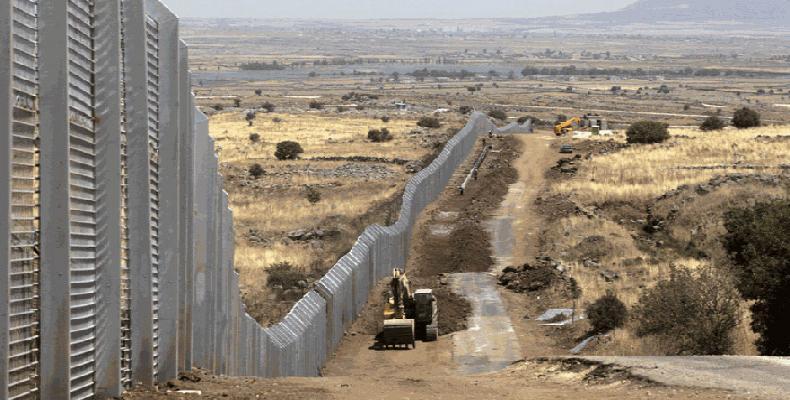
[596,0,790,26]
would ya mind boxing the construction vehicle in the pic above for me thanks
[554,117,581,136]
[379,269,438,349]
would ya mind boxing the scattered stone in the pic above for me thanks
[600,270,620,282]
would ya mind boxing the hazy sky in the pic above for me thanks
[161,0,637,19]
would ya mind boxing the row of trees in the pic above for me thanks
[626,107,762,144]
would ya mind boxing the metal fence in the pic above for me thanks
[1,1,504,398]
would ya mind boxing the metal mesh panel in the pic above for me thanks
[8,1,40,399]
[67,0,98,398]
[118,0,132,388]
[144,14,161,375]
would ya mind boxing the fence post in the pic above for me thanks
[94,0,125,397]
[122,0,155,385]
[38,0,72,396]
[0,1,12,397]
[145,0,181,383]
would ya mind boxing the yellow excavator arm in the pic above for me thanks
[554,117,581,135]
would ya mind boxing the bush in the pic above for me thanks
[487,109,508,121]
[700,116,726,132]
[248,163,265,179]
[417,116,441,129]
[248,132,261,143]
[381,116,391,123]
[266,262,307,289]
[336,106,348,113]
[245,111,256,126]
[587,292,628,333]
[272,117,283,124]
[254,89,263,96]
[459,105,473,115]
[261,101,276,113]
[626,121,670,144]
[556,114,568,123]
[305,186,321,204]
[732,107,761,129]
[518,115,542,126]
[212,104,224,111]
[274,141,304,160]
[633,266,740,355]
[724,200,790,355]
[308,100,324,110]
[368,128,393,143]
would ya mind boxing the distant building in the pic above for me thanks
[394,102,409,111]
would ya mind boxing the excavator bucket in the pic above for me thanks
[380,319,416,349]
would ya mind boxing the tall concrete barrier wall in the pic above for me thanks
[0,1,506,397]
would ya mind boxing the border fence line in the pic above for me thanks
[0,1,532,398]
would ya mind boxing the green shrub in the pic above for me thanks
[368,128,393,143]
[700,116,726,132]
[248,132,261,143]
[381,116,391,123]
[417,116,441,129]
[626,121,670,144]
[732,107,761,129]
[633,266,740,355]
[248,163,265,179]
[308,100,324,110]
[274,141,304,160]
[487,109,508,121]
[305,186,321,204]
[266,262,307,289]
[261,101,276,112]
[518,115,542,126]
[459,105,473,115]
[587,291,628,333]
[724,200,790,355]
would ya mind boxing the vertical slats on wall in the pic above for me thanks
[93,0,124,397]
[144,14,162,378]
[123,0,155,386]
[5,1,40,399]
[118,0,134,390]
[1,2,13,399]
[145,0,179,382]
[66,1,100,398]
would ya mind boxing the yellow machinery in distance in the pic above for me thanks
[554,117,582,136]
[379,269,438,349]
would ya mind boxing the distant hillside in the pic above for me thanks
[597,0,790,25]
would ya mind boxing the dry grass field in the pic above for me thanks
[208,111,458,325]
[539,125,789,356]
[556,125,790,203]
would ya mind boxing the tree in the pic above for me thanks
[587,291,627,333]
[724,200,790,355]
[274,141,304,160]
[487,109,508,121]
[626,121,670,144]
[245,111,256,126]
[254,89,263,96]
[700,116,726,132]
[633,266,740,355]
[732,107,761,129]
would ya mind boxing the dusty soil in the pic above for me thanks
[124,359,747,400]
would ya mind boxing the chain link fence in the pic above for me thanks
[0,0,515,398]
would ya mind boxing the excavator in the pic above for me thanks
[379,268,438,349]
[554,117,581,136]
